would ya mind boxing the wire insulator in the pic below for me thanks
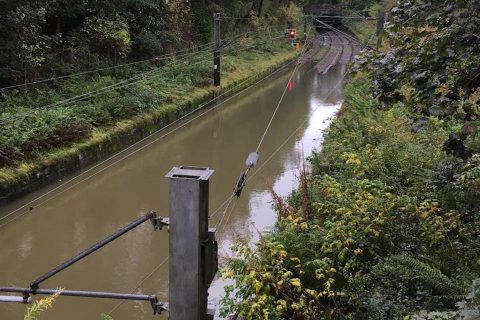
[233,173,247,197]
[246,152,259,168]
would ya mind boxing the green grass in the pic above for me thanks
[0,37,300,194]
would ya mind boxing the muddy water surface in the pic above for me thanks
[0,63,345,320]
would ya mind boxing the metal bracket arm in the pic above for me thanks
[30,211,161,291]
[1,212,171,316]
[0,286,167,315]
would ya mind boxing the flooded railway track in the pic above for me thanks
[0,33,361,320]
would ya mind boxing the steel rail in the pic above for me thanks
[0,295,32,303]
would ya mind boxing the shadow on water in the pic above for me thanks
[0,62,346,320]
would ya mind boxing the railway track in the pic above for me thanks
[313,29,361,74]
[339,33,353,64]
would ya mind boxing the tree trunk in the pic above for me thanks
[56,19,61,34]
[258,0,264,16]
[24,63,27,93]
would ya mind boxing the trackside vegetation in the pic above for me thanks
[0,35,298,195]
[0,1,306,199]
[221,1,480,319]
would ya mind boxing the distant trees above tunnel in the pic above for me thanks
[0,0,377,88]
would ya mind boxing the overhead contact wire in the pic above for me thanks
[0,28,265,92]
[0,51,215,123]
[0,50,302,229]
[0,42,217,91]
[215,26,313,235]
[0,31,285,124]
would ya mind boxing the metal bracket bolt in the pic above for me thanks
[151,298,168,315]
[150,212,170,231]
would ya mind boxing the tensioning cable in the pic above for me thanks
[225,26,313,205]
[214,26,365,234]
[0,30,285,125]
[0,46,304,229]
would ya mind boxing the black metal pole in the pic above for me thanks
[304,16,307,42]
[213,13,221,87]
[30,211,157,290]
[376,10,386,50]
[214,50,221,87]
[0,287,156,302]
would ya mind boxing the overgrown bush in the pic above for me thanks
[357,0,480,120]
[221,74,480,319]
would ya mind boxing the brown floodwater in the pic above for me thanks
[0,62,345,320]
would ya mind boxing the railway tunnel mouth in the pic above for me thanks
[306,3,344,30]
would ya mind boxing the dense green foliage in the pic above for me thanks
[221,1,480,319]
[0,0,318,88]
[0,0,383,171]
[359,0,480,119]
[0,0,311,172]
[0,36,293,168]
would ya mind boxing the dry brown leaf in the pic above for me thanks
[469,87,480,104]
[418,26,438,33]
[438,83,449,96]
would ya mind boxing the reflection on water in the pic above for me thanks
[208,65,343,317]
[0,62,345,320]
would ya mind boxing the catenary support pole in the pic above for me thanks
[376,10,385,50]
[165,166,217,320]
[304,16,307,41]
[213,13,221,87]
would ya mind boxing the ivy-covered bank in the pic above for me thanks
[0,35,300,202]
[221,1,480,319]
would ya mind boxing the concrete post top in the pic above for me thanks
[165,166,214,181]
